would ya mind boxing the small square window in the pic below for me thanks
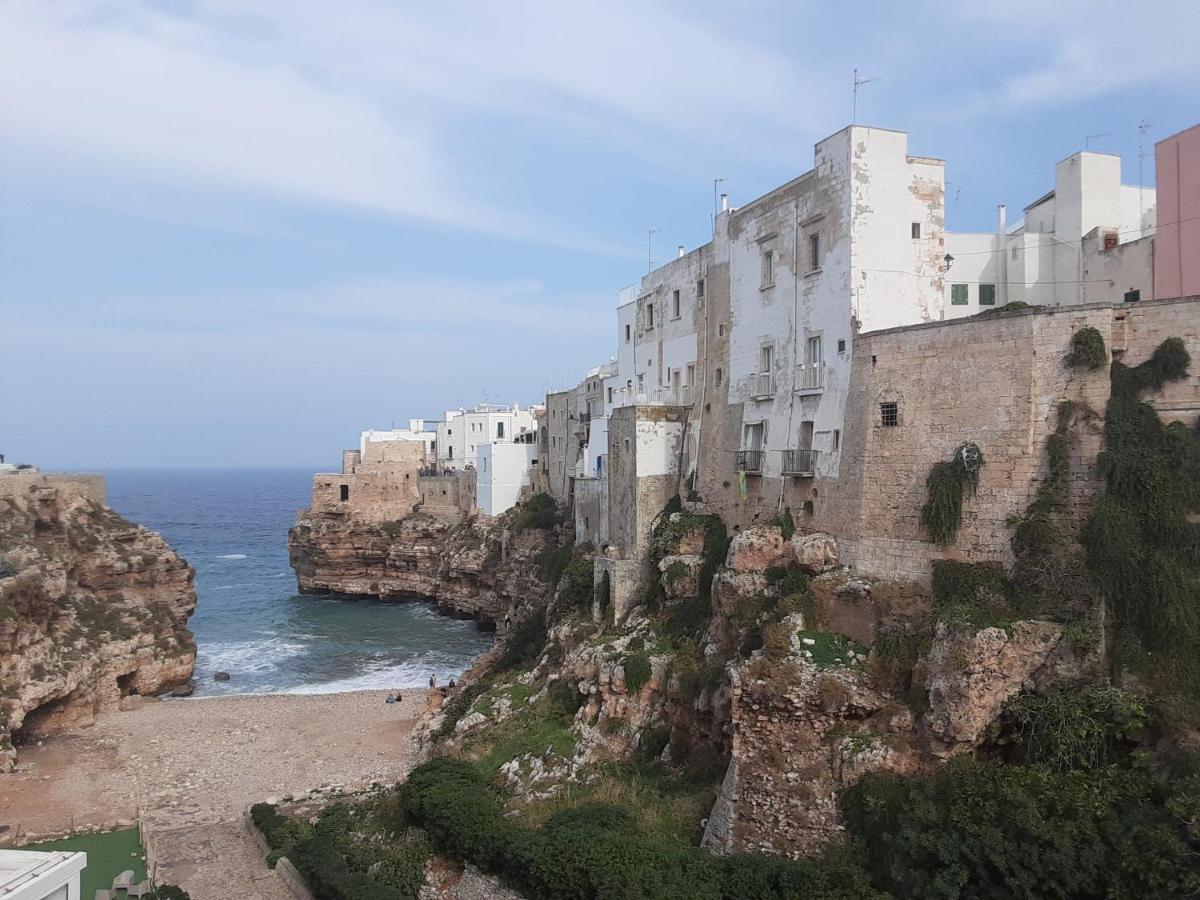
[761,249,774,288]
[625,323,631,342]
[880,402,899,427]
[979,284,996,306]
[837,338,846,353]
[715,367,723,386]
[672,289,681,318]
[646,304,655,328]
[718,323,725,337]
[1124,289,1141,303]
[951,284,969,305]
[809,233,821,270]
[697,278,705,299]
[832,429,841,450]
[911,222,921,239]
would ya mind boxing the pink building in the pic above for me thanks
[1155,123,1200,300]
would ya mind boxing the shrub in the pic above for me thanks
[1066,326,1107,370]
[289,836,404,900]
[763,564,809,598]
[995,686,1149,771]
[771,508,796,540]
[148,888,191,900]
[931,559,1018,628]
[844,757,1200,900]
[920,443,985,545]
[535,543,573,592]
[556,554,594,613]
[494,610,548,672]
[623,651,652,693]
[761,622,793,660]
[399,758,880,900]
[511,493,561,531]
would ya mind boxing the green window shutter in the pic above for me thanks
[951,284,968,305]
[979,284,996,305]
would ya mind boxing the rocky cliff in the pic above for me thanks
[0,483,196,770]
[288,509,555,622]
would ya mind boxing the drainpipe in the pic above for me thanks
[997,204,1008,305]
[778,198,801,513]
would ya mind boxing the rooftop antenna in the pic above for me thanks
[648,226,661,273]
[712,177,727,234]
[852,68,880,124]
[1085,132,1111,150]
[1138,119,1152,234]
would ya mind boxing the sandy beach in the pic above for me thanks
[0,689,422,899]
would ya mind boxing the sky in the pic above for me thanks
[2,0,1198,469]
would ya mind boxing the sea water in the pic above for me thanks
[104,468,493,696]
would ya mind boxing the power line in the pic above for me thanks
[865,268,1118,286]
[944,212,1200,258]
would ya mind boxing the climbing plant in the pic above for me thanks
[1066,326,1107,370]
[920,442,985,545]
[1083,337,1200,708]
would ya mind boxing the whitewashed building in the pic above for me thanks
[0,849,87,900]
[477,437,539,516]
[435,403,538,470]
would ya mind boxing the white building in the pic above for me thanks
[359,419,437,461]
[0,849,87,900]
[477,438,539,516]
[944,150,1157,315]
[435,403,538,470]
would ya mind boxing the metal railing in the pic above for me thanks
[753,372,774,398]
[795,363,825,392]
[781,449,819,476]
[611,384,694,408]
[735,449,764,473]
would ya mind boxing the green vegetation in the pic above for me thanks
[1082,337,1200,708]
[844,756,1200,899]
[398,758,883,900]
[1066,326,1107,370]
[642,498,729,613]
[623,651,652,692]
[930,559,1020,630]
[455,679,582,778]
[511,492,562,531]
[771,507,796,540]
[994,686,1149,771]
[974,300,1034,318]
[556,554,595,614]
[920,443,984,546]
[795,630,867,668]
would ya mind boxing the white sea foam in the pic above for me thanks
[280,653,473,696]
[216,553,248,559]
[198,637,308,675]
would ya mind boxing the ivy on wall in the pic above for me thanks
[920,442,985,546]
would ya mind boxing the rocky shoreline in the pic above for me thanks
[0,476,197,770]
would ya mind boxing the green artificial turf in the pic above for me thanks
[26,827,147,897]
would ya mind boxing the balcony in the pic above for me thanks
[611,384,694,408]
[782,448,819,477]
[752,372,775,399]
[735,449,764,474]
[795,363,825,394]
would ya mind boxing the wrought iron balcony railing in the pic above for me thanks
[781,448,819,476]
[752,372,775,398]
[795,363,825,393]
[735,449,764,473]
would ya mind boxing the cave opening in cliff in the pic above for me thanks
[117,671,139,696]
[12,699,68,746]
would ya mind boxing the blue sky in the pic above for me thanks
[2,0,1197,469]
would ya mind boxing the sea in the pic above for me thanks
[103,468,494,697]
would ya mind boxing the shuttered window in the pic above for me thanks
[951,284,969,305]
[979,284,996,305]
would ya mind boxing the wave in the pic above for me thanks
[198,636,308,675]
[216,553,248,559]
[280,653,477,696]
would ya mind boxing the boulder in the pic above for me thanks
[725,525,788,573]
[213,671,231,682]
[658,554,702,600]
[170,682,195,697]
[789,532,839,574]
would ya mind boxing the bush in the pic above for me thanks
[148,888,191,900]
[844,757,1200,899]
[623,651,652,693]
[289,836,405,900]
[556,554,594,613]
[931,559,1019,629]
[995,686,1149,771]
[494,610,548,672]
[512,492,561,531]
[398,758,879,900]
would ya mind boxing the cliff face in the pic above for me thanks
[288,510,554,622]
[0,485,196,770]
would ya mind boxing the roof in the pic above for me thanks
[1024,188,1055,213]
[0,849,86,896]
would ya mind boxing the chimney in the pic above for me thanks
[720,193,729,212]
[998,204,1007,232]
[677,244,685,258]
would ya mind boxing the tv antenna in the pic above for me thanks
[712,177,727,234]
[1085,132,1111,150]
[1137,119,1152,232]
[852,68,880,124]
[647,226,661,273]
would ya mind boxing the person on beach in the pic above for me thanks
[448,678,456,689]
[429,674,436,689]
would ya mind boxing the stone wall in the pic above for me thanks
[310,439,425,524]
[606,405,686,559]
[0,472,106,504]
[418,470,475,523]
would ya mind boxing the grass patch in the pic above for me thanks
[795,630,868,668]
[27,828,146,898]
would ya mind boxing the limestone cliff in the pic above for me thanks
[0,483,196,770]
[288,509,554,622]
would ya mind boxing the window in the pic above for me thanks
[607,386,613,403]
[672,289,681,318]
[1125,289,1141,303]
[625,323,631,343]
[911,222,921,239]
[807,335,823,367]
[715,367,723,386]
[339,484,350,502]
[743,422,765,450]
[837,338,846,353]
[1011,245,1019,261]
[951,283,969,305]
[697,278,705,299]
[646,304,655,328]
[760,344,774,374]
[761,249,774,288]
[637,373,644,388]
[800,420,814,450]
[809,233,821,270]
[832,429,841,450]
[979,284,996,306]
[880,402,899,427]
[718,323,725,337]
[686,364,695,387]
[497,422,504,438]
[448,447,453,459]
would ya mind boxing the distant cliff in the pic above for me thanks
[288,508,554,622]
[0,475,196,770]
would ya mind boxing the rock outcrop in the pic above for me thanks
[288,509,554,622]
[0,482,196,770]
